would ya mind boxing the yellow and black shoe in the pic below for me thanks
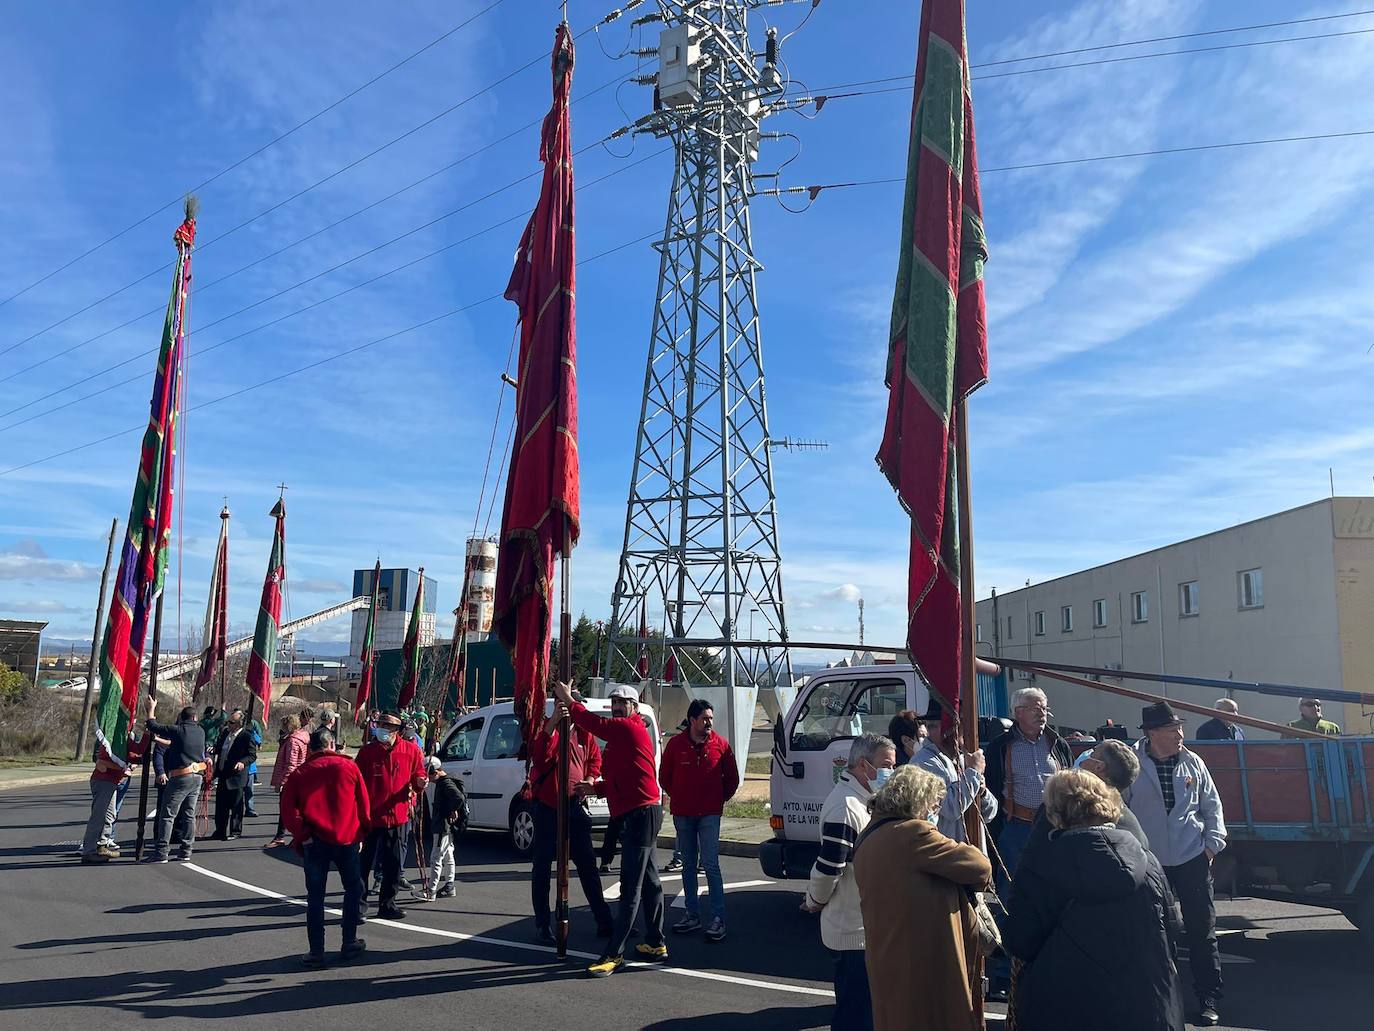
[586,954,624,978]
[634,942,669,964]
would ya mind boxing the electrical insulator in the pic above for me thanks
[759,27,780,90]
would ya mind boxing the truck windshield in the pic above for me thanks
[791,678,905,751]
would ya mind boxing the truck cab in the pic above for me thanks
[761,664,930,879]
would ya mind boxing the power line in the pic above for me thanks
[754,128,1374,204]
[0,150,669,434]
[0,65,637,380]
[0,230,659,478]
[0,0,513,311]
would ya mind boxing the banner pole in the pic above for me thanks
[134,591,166,861]
[555,534,573,958]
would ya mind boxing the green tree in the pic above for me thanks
[0,661,29,703]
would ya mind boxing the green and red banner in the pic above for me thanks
[192,506,229,701]
[354,560,380,725]
[246,498,286,724]
[876,0,988,722]
[396,567,426,710]
[94,206,195,765]
[493,23,580,752]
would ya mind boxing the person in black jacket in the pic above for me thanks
[211,709,258,840]
[1007,770,1185,1031]
[422,756,467,900]
[1195,699,1244,741]
[143,697,208,862]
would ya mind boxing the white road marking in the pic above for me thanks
[184,863,833,999]
[603,872,682,901]
[671,880,775,909]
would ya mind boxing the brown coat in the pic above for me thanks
[853,816,993,1031]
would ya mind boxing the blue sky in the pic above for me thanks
[2,1,1373,660]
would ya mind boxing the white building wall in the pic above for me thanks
[975,499,1343,737]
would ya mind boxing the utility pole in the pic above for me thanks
[605,1,800,752]
[76,518,118,760]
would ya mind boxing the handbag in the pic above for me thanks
[967,886,1004,958]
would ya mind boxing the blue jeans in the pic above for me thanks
[106,777,132,843]
[303,840,363,958]
[674,814,724,922]
[988,817,1035,991]
[829,948,873,1031]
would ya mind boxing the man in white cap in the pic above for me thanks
[551,680,665,978]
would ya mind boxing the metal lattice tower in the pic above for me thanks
[605,0,794,719]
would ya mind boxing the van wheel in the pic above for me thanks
[510,801,536,854]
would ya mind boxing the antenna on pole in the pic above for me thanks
[768,436,829,452]
[858,596,865,647]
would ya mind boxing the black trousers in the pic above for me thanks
[600,814,623,866]
[214,780,245,838]
[1165,851,1222,1004]
[531,800,613,931]
[359,825,404,911]
[607,804,664,959]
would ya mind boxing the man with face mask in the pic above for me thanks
[801,733,896,1031]
[1126,702,1227,1027]
[354,710,425,920]
[210,709,257,841]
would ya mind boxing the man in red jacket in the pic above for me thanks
[660,699,739,941]
[527,699,614,943]
[281,727,371,967]
[353,710,425,921]
[552,680,665,978]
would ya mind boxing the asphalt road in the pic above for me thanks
[0,782,1368,1031]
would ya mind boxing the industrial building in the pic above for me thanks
[973,497,1374,737]
[0,619,46,684]
[347,566,437,674]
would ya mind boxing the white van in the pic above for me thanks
[434,697,662,854]
[762,664,930,879]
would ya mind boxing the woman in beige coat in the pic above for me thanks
[853,765,993,1031]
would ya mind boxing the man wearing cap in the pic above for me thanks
[281,727,370,967]
[551,679,666,977]
[1125,701,1227,1027]
[1286,698,1341,737]
[422,756,466,901]
[354,710,426,921]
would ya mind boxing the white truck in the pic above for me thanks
[761,663,931,879]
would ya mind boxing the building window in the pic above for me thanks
[1239,568,1263,609]
[975,623,983,643]
[1060,605,1073,633]
[1092,598,1108,628]
[1179,580,1199,617]
[1033,610,1045,636]
[1131,591,1149,623]
[1006,615,1014,640]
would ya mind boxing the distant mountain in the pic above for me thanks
[42,638,93,656]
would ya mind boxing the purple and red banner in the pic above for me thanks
[493,24,580,752]
[94,208,195,765]
[876,0,988,727]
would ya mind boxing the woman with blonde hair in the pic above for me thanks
[853,765,992,1031]
[1006,769,1184,1031]
[267,713,309,848]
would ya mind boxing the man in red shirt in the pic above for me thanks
[660,699,739,941]
[353,710,425,921]
[281,727,371,967]
[80,732,147,863]
[527,698,614,943]
[552,680,665,978]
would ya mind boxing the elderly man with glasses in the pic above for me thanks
[982,686,1072,1001]
[1286,697,1342,737]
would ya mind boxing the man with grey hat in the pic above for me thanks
[1125,701,1227,1027]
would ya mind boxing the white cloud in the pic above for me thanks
[0,541,100,582]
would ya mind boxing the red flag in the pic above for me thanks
[876,0,988,729]
[396,568,426,710]
[664,650,677,685]
[245,498,286,724]
[192,506,229,701]
[493,24,579,752]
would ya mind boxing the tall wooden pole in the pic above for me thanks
[133,591,166,861]
[955,402,985,1025]
[76,518,118,760]
[554,535,573,958]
